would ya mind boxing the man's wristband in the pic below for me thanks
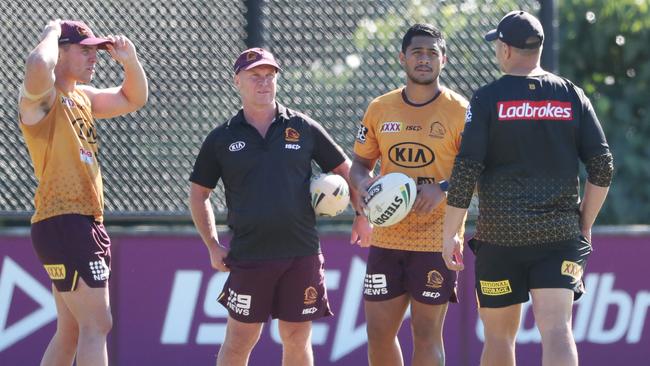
[438,180,449,192]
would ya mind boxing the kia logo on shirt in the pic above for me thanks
[228,141,246,152]
[497,100,573,121]
[388,142,434,168]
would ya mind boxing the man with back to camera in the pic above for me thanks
[18,19,147,366]
[349,24,469,366]
[442,10,613,366]
[189,47,370,366]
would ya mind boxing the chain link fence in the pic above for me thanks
[0,0,538,222]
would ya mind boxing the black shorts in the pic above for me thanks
[31,214,112,292]
[470,236,592,308]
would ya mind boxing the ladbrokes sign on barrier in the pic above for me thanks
[1,232,648,365]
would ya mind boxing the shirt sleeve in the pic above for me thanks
[576,90,613,186]
[310,120,347,173]
[446,91,489,209]
[353,101,380,160]
[189,130,222,189]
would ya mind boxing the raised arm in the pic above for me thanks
[19,20,61,125]
[80,35,148,119]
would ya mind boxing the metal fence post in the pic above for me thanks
[245,0,265,48]
[539,0,558,73]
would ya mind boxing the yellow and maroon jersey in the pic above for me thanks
[20,88,104,223]
[354,87,468,252]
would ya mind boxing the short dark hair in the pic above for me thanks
[401,23,446,55]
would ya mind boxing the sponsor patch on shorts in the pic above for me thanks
[561,260,583,281]
[479,280,512,296]
[44,264,66,280]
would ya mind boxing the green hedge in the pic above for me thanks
[559,0,650,224]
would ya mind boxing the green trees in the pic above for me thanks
[559,0,650,223]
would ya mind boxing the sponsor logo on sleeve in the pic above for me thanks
[464,105,473,126]
[497,100,573,121]
[356,124,368,143]
[479,280,513,296]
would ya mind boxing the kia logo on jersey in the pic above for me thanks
[497,100,573,121]
[388,142,434,168]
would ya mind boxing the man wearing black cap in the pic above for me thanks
[18,19,147,366]
[189,48,369,366]
[441,10,613,366]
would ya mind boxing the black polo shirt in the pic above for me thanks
[190,103,346,260]
[447,73,612,246]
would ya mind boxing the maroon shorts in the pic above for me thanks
[363,246,458,304]
[31,214,111,292]
[217,254,333,323]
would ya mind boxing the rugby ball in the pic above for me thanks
[364,173,417,227]
[310,174,350,217]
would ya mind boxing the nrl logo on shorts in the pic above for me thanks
[285,127,300,142]
[426,270,444,288]
[304,286,318,305]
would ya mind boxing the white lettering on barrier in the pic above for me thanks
[474,273,649,344]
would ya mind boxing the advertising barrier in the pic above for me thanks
[1,229,648,365]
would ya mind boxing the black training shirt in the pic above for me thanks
[447,73,613,246]
[190,103,346,260]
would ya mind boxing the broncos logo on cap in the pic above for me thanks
[246,51,260,61]
[75,25,90,38]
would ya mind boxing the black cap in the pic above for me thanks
[484,10,544,49]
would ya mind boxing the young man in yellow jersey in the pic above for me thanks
[18,19,147,366]
[349,24,468,366]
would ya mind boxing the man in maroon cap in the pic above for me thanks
[189,47,370,366]
[18,19,147,366]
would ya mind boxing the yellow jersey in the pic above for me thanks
[20,88,104,223]
[354,87,468,251]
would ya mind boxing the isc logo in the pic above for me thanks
[302,307,318,315]
[422,291,441,299]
